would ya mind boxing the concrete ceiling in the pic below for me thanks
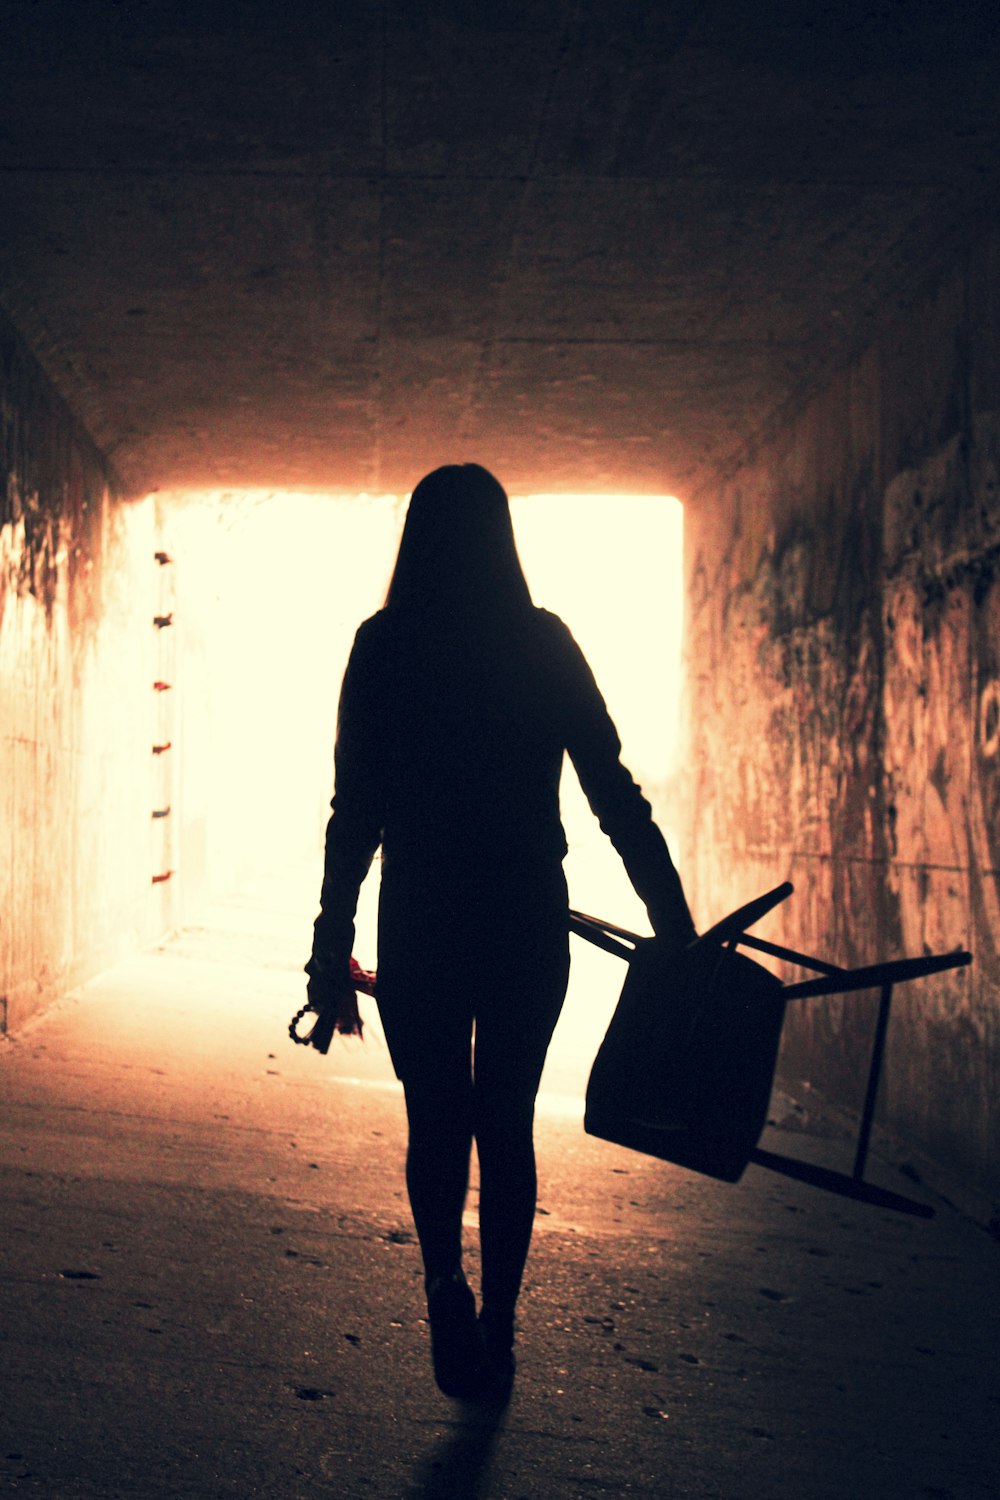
[1,1,998,499]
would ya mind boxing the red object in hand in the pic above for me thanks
[349,956,377,996]
[289,955,377,1054]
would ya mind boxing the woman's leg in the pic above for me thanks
[402,1067,474,1284]
[473,1083,542,1320]
[376,870,478,1286]
[472,885,570,1335]
[377,866,567,1392]
[402,1065,488,1398]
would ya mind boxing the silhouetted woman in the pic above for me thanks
[305,464,695,1399]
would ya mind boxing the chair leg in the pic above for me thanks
[853,981,894,1182]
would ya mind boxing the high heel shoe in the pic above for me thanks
[425,1270,488,1399]
[479,1308,516,1400]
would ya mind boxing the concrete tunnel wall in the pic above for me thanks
[0,311,179,1033]
[681,225,1000,1213]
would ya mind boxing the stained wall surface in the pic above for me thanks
[681,228,1000,1210]
[0,312,169,1031]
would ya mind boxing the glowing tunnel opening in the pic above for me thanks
[510,494,684,1098]
[158,487,683,1098]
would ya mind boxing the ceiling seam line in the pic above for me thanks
[0,166,972,190]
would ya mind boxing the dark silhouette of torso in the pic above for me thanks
[310,604,693,992]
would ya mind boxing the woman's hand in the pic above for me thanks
[326,983,364,1039]
[303,964,365,1052]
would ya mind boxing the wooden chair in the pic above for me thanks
[571,884,972,1218]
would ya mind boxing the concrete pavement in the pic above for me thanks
[1,870,998,1499]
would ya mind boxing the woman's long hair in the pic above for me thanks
[384,464,533,619]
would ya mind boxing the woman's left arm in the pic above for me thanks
[556,620,696,948]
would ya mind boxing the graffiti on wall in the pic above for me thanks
[1,313,111,638]
[684,425,1000,1185]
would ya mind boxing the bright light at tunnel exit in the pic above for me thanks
[509,493,684,789]
[509,493,685,1100]
[164,486,683,1096]
[507,492,685,941]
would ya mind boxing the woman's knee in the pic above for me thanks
[473,1086,536,1156]
[404,1073,473,1142]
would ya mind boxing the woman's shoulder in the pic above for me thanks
[342,610,398,686]
[530,607,582,656]
[356,606,389,634]
[355,605,579,664]
[351,608,396,652]
[531,605,568,635]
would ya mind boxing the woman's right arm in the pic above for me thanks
[306,622,385,1015]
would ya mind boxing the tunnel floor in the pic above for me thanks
[1,867,998,1500]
